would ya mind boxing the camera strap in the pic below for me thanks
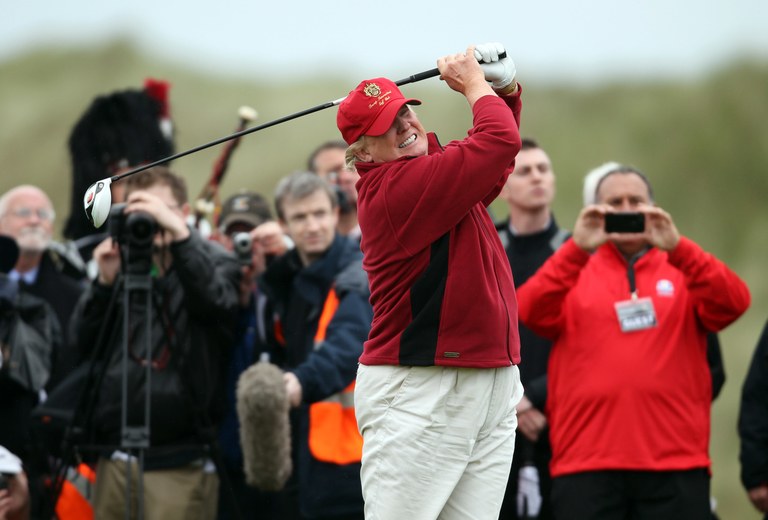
[126,282,178,370]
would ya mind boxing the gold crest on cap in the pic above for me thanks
[363,83,381,98]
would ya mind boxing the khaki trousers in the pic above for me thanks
[355,364,523,520]
[92,457,219,520]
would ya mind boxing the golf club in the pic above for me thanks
[84,53,506,228]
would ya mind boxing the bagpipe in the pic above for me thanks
[192,106,258,237]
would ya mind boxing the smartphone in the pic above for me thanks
[0,473,9,490]
[604,212,645,233]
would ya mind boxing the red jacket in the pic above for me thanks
[355,92,522,367]
[518,237,750,476]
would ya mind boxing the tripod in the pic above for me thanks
[44,240,243,520]
[43,257,155,519]
[117,268,154,519]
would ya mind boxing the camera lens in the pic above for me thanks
[234,233,250,249]
[232,232,252,265]
[126,212,157,248]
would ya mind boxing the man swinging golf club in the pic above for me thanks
[337,42,524,519]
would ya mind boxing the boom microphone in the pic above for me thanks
[236,361,292,491]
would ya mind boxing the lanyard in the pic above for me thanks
[627,257,638,299]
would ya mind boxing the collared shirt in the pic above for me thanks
[9,266,39,285]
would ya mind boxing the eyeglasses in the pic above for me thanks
[9,207,55,221]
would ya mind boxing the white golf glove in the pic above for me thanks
[474,42,516,90]
[516,465,542,517]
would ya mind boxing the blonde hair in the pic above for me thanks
[345,138,366,171]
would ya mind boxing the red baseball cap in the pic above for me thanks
[337,78,421,145]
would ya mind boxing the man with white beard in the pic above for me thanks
[0,185,85,389]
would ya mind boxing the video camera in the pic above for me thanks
[108,203,157,275]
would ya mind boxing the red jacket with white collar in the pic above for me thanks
[355,91,522,367]
[518,237,750,476]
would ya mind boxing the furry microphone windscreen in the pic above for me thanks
[236,361,292,491]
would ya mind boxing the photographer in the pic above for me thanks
[517,164,750,520]
[0,185,85,391]
[306,140,361,240]
[210,191,287,519]
[70,167,240,519]
[1,235,59,518]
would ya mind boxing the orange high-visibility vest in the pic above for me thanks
[308,289,363,465]
[55,463,95,520]
[274,287,363,465]
[309,379,361,465]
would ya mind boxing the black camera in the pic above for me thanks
[108,203,157,274]
[604,212,645,234]
[232,232,252,266]
[333,185,353,215]
[0,235,19,275]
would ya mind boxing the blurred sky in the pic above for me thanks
[5,0,768,83]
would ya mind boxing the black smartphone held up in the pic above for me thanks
[604,212,645,233]
[0,473,9,490]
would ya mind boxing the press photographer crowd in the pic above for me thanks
[0,42,766,520]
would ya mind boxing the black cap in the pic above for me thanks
[218,191,272,232]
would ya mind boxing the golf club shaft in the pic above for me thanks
[111,53,503,183]
[394,68,440,87]
[394,49,505,86]
[112,100,336,182]
[109,70,429,182]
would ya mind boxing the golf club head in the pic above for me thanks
[83,178,113,228]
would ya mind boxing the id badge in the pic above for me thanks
[614,297,657,332]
